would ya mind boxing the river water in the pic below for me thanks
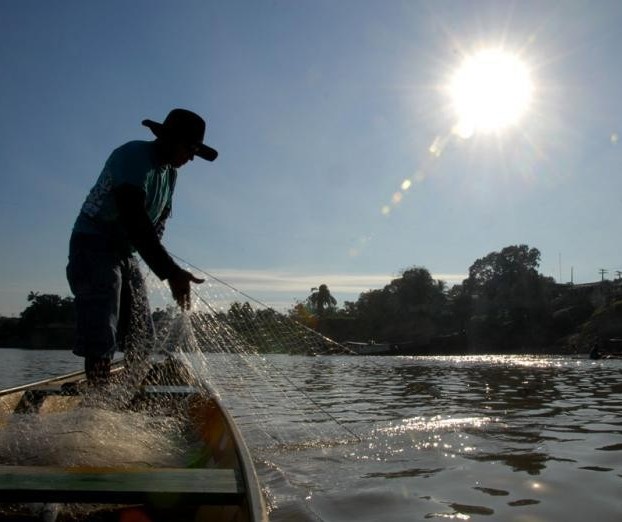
[1,349,621,521]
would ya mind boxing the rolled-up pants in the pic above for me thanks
[66,233,155,361]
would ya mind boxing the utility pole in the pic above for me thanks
[599,268,608,281]
[616,271,622,280]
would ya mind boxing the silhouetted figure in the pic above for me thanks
[66,109,217,385]
[589,344,602,360]
[588,337,622,360]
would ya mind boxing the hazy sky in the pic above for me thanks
[2,0,622,316]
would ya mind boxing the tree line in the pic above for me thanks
[0,292,75,348]
[289,244,622,353]
[2,244,621,353]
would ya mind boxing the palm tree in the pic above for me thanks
[307,284,337,316]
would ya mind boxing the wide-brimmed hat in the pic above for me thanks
[142,108,218,161]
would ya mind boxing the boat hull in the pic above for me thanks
[0,358,267,522]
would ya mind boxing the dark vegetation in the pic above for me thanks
[290,244,622,354]
[0,292,75,349]
[2,245,621,354]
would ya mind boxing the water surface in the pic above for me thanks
[2,350,621,521]
[214,355,622,521]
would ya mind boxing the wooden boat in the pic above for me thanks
[0,357,268,521]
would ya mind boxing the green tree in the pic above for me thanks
[350,288,391,340]
[227,301,255,332]
[446,283,473,333]
[288,301,318,329]
[346,266,447,342]
[20,292,74,329]
[385,267,446,312]
[463,245,555,347]
[384,267,447,341]
[307,284,337,316]
[465,245,541,294]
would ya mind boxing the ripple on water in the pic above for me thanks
[473,486,510,496]
[508,499,541,506]
[597,443,622,451]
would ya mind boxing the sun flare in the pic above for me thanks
[449,49,533,138]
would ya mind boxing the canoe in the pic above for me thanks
[0,357,268,522]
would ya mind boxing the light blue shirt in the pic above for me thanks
[73,140,176,241]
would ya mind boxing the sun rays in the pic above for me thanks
[449,49,534,138]
[375,43,540,223]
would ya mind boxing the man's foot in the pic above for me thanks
[85,357,112,387]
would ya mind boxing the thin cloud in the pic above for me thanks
[149,267,467,312]
[197,268,466,295]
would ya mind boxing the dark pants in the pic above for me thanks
[66,233,155,363]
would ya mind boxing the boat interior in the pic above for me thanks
[0,358,264,521]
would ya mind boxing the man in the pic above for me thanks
[66,108,217,385]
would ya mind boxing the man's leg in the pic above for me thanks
[66,236,122,386]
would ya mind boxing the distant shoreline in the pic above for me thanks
[0,345,73,350]
[0,345,586,357]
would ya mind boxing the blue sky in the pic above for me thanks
[2,0,622,316]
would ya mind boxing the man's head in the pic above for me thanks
[142,109,218,167]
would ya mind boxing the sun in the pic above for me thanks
[449,49,534,138]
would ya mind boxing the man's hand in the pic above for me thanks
[168,268,205,310]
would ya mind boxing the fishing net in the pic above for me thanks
[0,262,361,519]
[144,260,361,448]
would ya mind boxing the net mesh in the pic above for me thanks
[146,262,360,447]
[0,263,361,519]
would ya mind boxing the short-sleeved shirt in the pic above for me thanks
[73,140,177,247]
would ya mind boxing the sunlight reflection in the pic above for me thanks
[422,354,572,368]
[428,513,470,520]
[528,480,550,493]
[376,415,495,435]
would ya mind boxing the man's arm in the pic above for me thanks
[113,184,178,280]
[113,184,204,309]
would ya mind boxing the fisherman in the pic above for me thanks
[66,109,217,385]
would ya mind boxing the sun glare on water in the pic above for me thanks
[449,49,534,138]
